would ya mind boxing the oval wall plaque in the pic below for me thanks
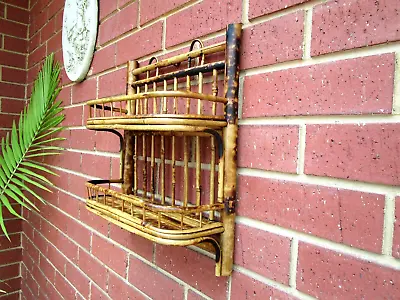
[62,0,98,82]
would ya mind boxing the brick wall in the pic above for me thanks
[4,0,399,299]
[0,0,28,298]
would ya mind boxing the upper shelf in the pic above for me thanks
[85,42,230,134]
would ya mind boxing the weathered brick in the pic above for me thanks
[243,54,395,117]
[249,0,306,19]
[297,243,400,299]
[238,125,299,173]
[78,248,108,290]
[72,78,97,104]
[165,0,241,48]
[305,124,400,185]
[155,245,228,299]
[231,271,296,300]
[393,197,400,258]
[54,272,76,300]
[312,0,400,56]
[98,2,138,45]
[238,176,385,252]
[128,255,184,299]
[235,224,290,284]
[90,282,111,299]
[115,21,163,65]
[92,234,128,276]
[241,12,303,70]
[140,0,191,25]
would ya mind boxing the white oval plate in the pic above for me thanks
[62,0,98,82]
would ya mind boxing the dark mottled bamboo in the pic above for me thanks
[219,23,242,277]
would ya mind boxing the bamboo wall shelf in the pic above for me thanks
[84,23,242,276]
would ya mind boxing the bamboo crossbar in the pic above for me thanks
[84,24,241,277]
[132,42,225,75]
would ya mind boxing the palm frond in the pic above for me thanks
[0,54,65,239]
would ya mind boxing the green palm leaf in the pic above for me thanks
[0,54,65,239]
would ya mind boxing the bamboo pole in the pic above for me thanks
[218,23,242,277]
[122,60,137,195]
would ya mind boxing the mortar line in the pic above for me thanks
[244,0,327,27]
[241,0,249,25]
[289,238,299,288]
[239,114,400,125]
[227,275,233,300]
[302,9,313,59]
[237,76,245,120]
[392,52,400,114]
[236,216,400,271]
[234,265,316,300]
[382,195,396,256]
[242,41,400,77]
[161,18,167,51]
[297,125,306,175]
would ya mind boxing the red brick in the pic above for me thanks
[140,0,191,25]
[98,68,126,98]
[165,0,241,48]
[7,5,29,24]
[98,2,138,45]
[28,32,41,53]
[0,277,21,294]
[249,0,306,19]
[297,243,400,299]
[54,272,76,300]
[235,224,290,284]
[1,67,26,84]
[47,30,62,53]
[0,50,26,68]
[4,35,27,53]
[71,78,97,104]
[62,105,83,127]
[1,98,25,114]
[109,223,153,261]
[393,197,400,258]
[238,176,385,252]
[90,282,111,299]
[70,129,96,151]
[78,202,109,236]
[305,124,400,185]
[0,233,21,251]
[108,271,146,300]
[41,18,56,42]
[0,263,19,279]
[243,54,395,117]
[2,219,22,235]
[0,113,20,128]
[47,0,64,18]
[92,234,128,276]
[39,255,56,284]
[94,130,121,153]
[155,245,227,298]
[238,125,298,173]
[0,3,4,17]
[46,244,67,275]
[0,248,22,264]
[312,0,400,56]
[5,0,29,9]
[241,12,303,70]
[0,19,27,38]
[99,0,117,20]
[231,272,295,300]
[187,290,207,300]
[128,255,184,299]
[28,43,46,68]
[58,85,71,106]
[81,153,112,179]
[31,7,48,34]
[65,262,90,299]
[116,21,163,65]
[78,248,108,290]
[91,44,116,75]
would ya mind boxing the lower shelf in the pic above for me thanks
[85,179,225,247]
